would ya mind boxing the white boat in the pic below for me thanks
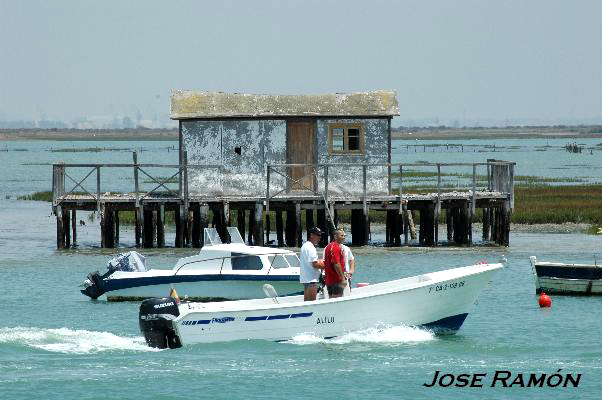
[81,228,302,301]
[530,256,602,295]
[138,262,503,348]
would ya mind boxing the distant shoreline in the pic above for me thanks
[1,125,601,141]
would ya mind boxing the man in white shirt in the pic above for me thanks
[341,243,355,296]
[299,227,325,301]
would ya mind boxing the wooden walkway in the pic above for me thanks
[52,154,515,249]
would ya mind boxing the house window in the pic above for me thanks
[328,124,364,154]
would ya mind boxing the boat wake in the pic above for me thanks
[287,324,436,346]
[0,327,160,354]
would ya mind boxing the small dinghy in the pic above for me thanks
[138,262,503,348]
[81,228,302,301]
[530,256,602,295]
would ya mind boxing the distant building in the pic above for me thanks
[170,90,400,197]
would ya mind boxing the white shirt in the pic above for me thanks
[299,241,320,283]
[341,244,355,272]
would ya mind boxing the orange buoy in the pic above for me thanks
[538,292,551,308]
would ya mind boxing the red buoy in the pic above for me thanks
[538,292,551,308]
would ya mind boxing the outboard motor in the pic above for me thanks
[139,297,182,349]
[81,270,111,299]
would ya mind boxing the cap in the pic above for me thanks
[308,226,324,236]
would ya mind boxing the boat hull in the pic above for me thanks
[530,256,602,295]
[161,263,501,344]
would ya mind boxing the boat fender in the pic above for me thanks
[356,282,369,288]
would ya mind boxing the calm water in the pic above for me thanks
[1,139,601,399]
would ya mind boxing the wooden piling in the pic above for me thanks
[402,206,409,245]
[237,209,246,241]
[112,211,118,245]
[56,205,64,249]
[135,207,141,247]
[265,211,271,245]
[295,202,302,246]
[99,204,105,248]
[71,209,77,247]
[285,208,296,246]
[143,207,154,248]
[276,210,284,247]
[482,207,490,241]
[152,210,157,246]
[63,208,71,248]
[157,204,165,248]
[248,207,255,245]
[223,202,230,243]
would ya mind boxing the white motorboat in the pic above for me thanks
[138,262,503,348]
[530,256,602,295]
[81,228,302,301]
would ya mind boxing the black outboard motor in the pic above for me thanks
[81,270,112,299]
[139,297,182,349]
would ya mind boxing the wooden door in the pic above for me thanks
[287,121,315,191]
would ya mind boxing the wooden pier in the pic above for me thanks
[52,153,514,249]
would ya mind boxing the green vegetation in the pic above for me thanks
[512,185,602,224]
[17,191,54,201]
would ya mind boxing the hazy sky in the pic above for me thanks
[1,0,600,126]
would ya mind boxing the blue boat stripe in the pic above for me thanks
[104,273,300,291]
[290,312,313,318]
[267,314,290,320]
[197,320,210,324]
[245,316,268,321]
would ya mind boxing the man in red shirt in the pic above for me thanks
[323,229,348,298]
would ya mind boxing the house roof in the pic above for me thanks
[170,90,399,119]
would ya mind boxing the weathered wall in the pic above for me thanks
[181,117,390,198]
[182,119,286,196]
[316,118,389,196]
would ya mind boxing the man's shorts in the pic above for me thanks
[303,282,318,289]
[327,284,344,296]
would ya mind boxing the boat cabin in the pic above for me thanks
[173,228,300,273]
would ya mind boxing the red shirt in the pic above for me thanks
[323,241,345,286]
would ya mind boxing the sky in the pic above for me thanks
[1,0,601,127]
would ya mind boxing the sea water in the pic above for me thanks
[0,139,601,399]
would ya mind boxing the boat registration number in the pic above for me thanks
[429,280,465,294]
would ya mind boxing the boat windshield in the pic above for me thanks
[285,254,300,268]
[268,253,300,269]
[269,254,290,269]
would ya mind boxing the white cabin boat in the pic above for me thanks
[81,228,302,301]
[530,256,602,295]
[138,262,503,348]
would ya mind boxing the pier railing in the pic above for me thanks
[266,160,514,210]
[52,151,222,210]
[52,153,514,213]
